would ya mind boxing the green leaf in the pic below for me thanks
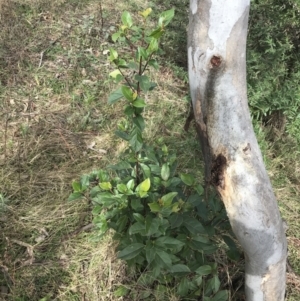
[124,105,134,116]
[109,69,122,78]
[121,11,133,28]
[114,285,129,297]
[108,87,123,104]
[109,48,118,61]
[133,213,145,223]
[177,278,189,297]
[195,265,212,276]
[148,38,159,52]
[118,243,144,260]
[137,47,148,60]
[155,250,172,268]
[111,32,121,42]
[140,7,152,19]
[68,192,83,201]
[180,173,195,186]
[192,235,210,244]
[169,214,183,228]
[133,115,145,131]
[80,175,89,190]
[195,276,203,286]
[226,249,241,261]
[145,216,159,236]
[128,61,139,70]
[155,236,184,249]
[148,59,159,70]
[212,290,228,301]
[145,243,156,264]
[148,202,161,213]
[150,27,164,39]
[161,192,177,207]
[121,86,135,102]
[116,215,128,232]
[129,131,143,152]
[149,164,161,175]
[115,130,130,141]
[196,201,209,220]
[131,198,144,211]
[126,179,135,190]
[132,98,146,108]
[171,202,180,213]
[187,194,200,206]
[195,184,204,195]
[158,8,175,27]
[99,182,112,190]
[140,163,151,178]
[206,275,221,295]
[117,183,128,194]
[151,266,161,279]
[109,160,132,170]
[183,216,206,235]
[135,75,151,92]
[170,264,191,274]
[137,189,147,198]
[92,193,118,206]
[222,235,238,251]
[117,58,127,68]
[162,144,168,153]
[189,238,216,253]
[90,186,101,198]
[160,207,172,217]
[72,181,81,192]
[158,217,170,234]
[161,163,170,181]
[129,222,146,235]
[97,170,109,182]
[138,178,150,192]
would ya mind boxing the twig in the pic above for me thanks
[38,51,45,68]
[38,25,73,68]
[117,67,135,90]
[11,239,33,249]
[4,114,9,159]
[0,264,14,286]
[55,129,75,161]
[99,2,104,33]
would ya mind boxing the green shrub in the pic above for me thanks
[69,8,239,301]
[247,0,300,142]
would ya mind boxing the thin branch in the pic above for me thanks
[117,67,135,91]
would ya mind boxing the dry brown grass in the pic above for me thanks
[0,1,190,300]
[0,1,127,300]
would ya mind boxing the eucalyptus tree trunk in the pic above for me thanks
[187,1,287,300]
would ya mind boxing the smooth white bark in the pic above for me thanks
[188,1,287,300]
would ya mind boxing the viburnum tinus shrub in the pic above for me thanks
[69,8,239,301]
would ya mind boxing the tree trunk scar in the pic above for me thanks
[210,55,221,68]
[193,93,212,183]
[243,142,251,152]
[210,154,227,189]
